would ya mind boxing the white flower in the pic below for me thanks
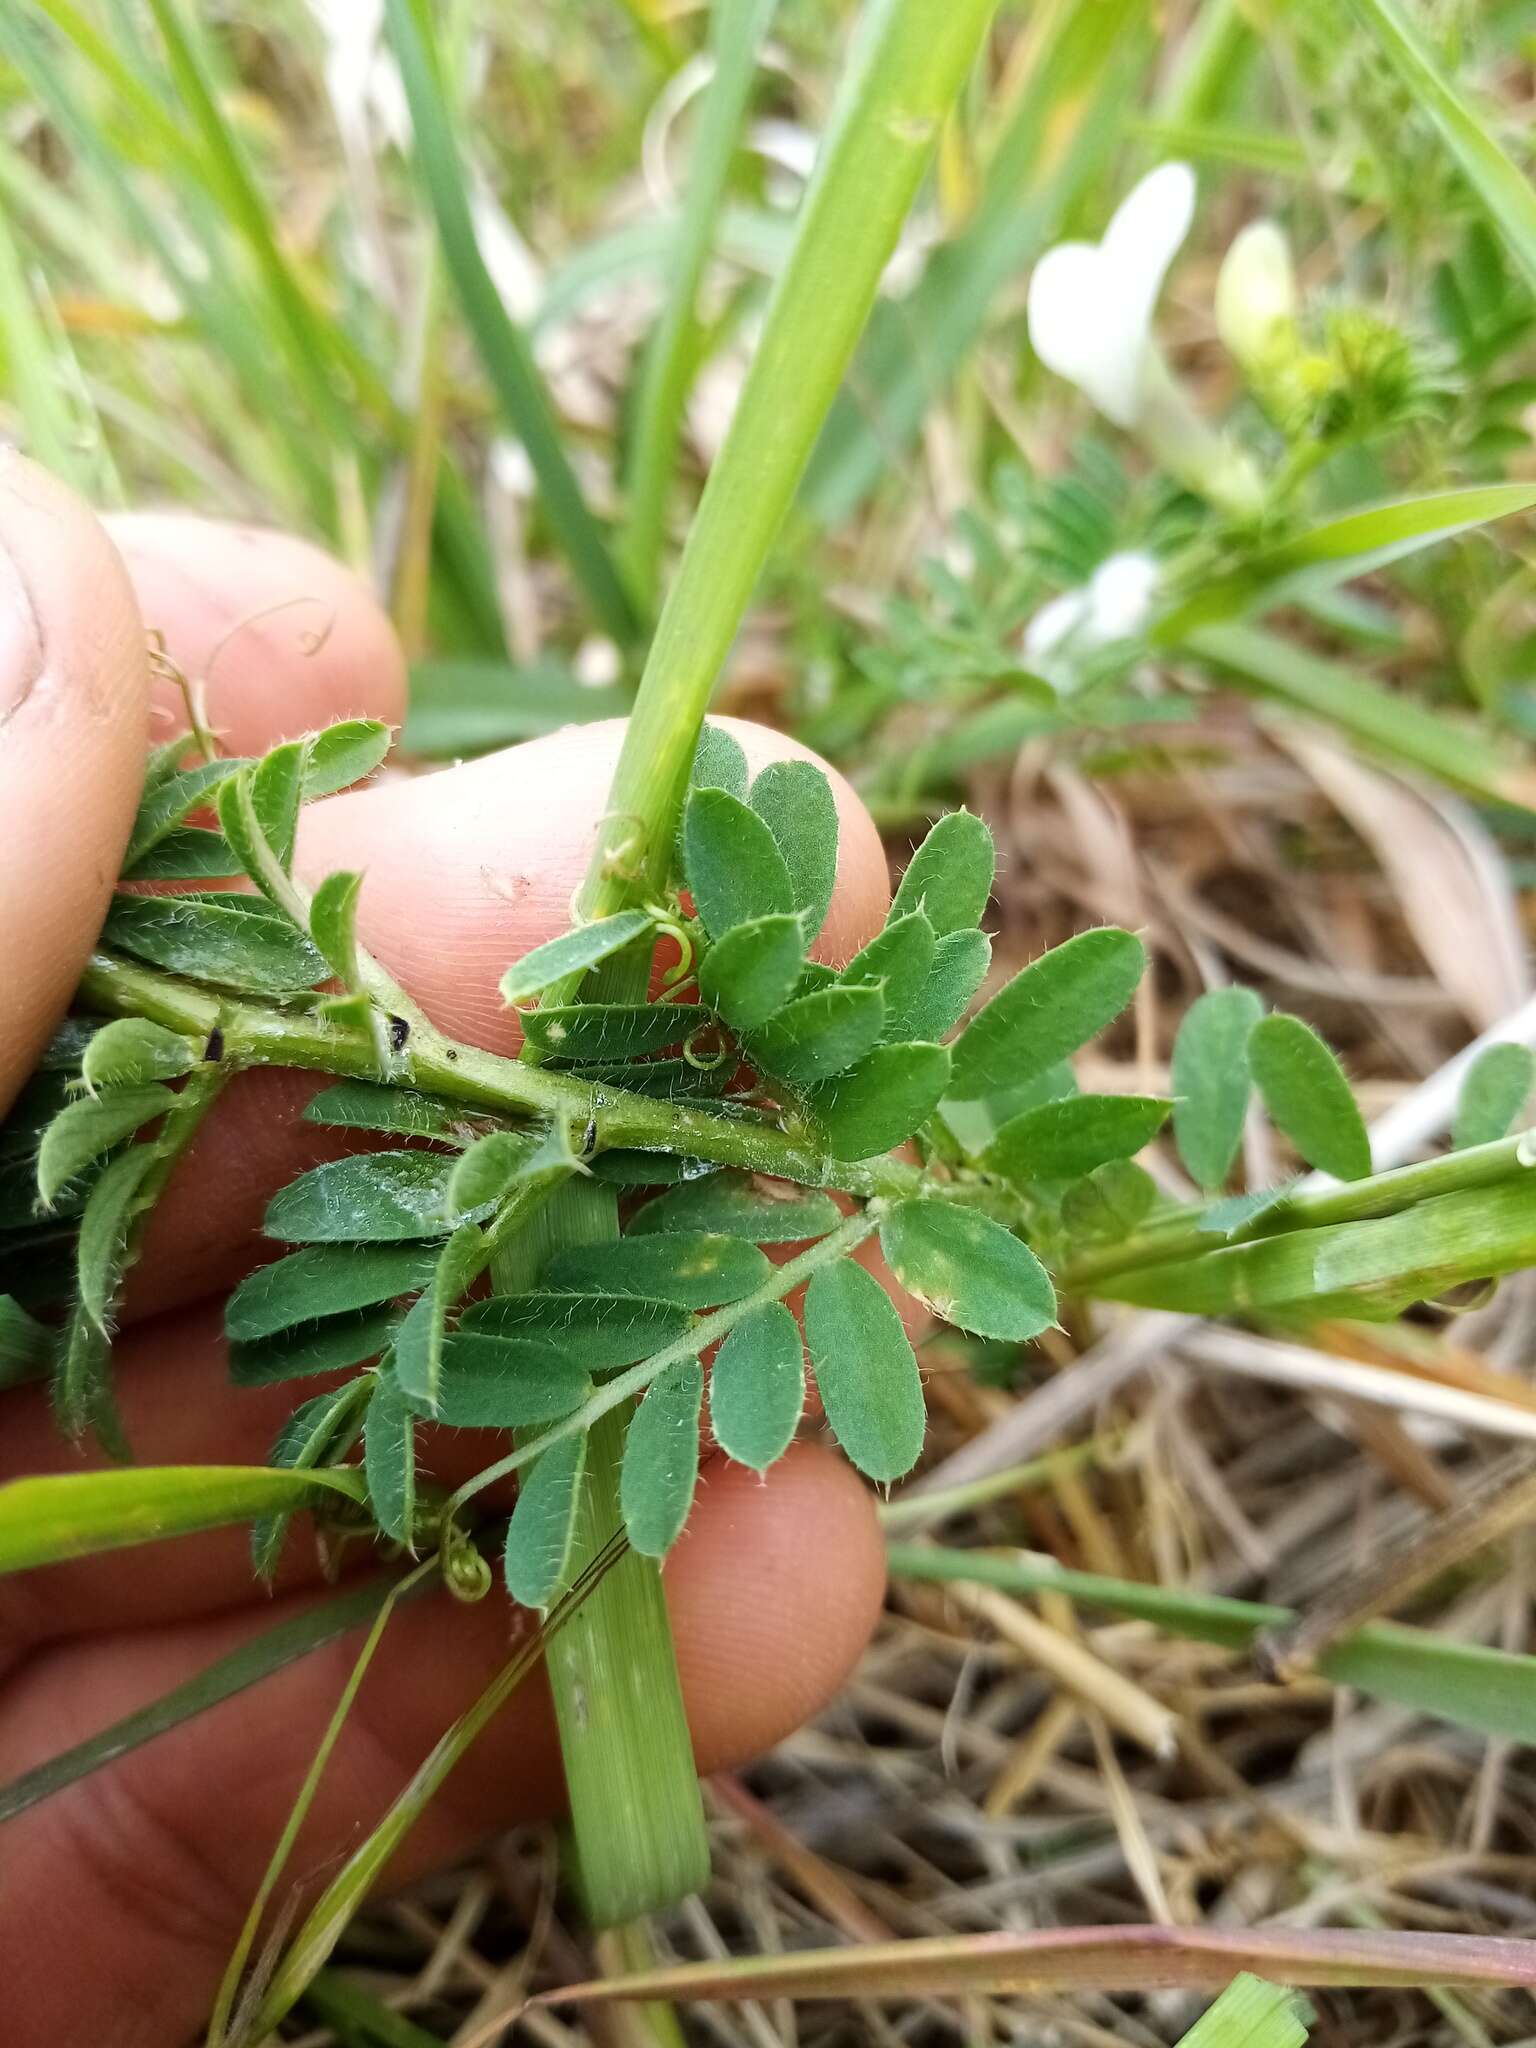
[1026,163,1196,427]
[1024,551,1160,688]
[1214,221,1298,369]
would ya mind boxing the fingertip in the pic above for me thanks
[103,512,407,754]
[0,453,148,1115]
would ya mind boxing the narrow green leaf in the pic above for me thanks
[428,1334,590,1429]
[710,1303,805,1472]
[461,1292,692,1368]
[500,911,654,1005]
[404,659,625,757]
[302,720,392,798]
[392,1221,484,1411]
[888,928,991,1042]
[949,929,1145,1102]
[542,1232,769,1308]
[682,786,796,940]
[309,871,364,986]
[749,983,886,1086]
[0,1464,364,1575]
[504,1432,588,1608]
[811,1043,951,1160]
[365,1371,416,1544]
[1454,1043,1534,1151]
[689,723,750,799]
[1175,1974,1312,2048]
[123,754,249,867]
[76,1144,159,1330]
[840,912,936,1020]
[1249,1015,1372,1182]
[1172,988,1265,1189]
[984,1094,1171,1184]
[37,1086,169,1207]
[81,1019,198,1092]
[698,914,805,1032]
[804,1258,925,1483]
[587,1151,715,1188]
[1060,1160,1159,1239]
[522,1003,707,1062]
[54,1303,123,1453]
[226,1243,439,1343]
[0,1295,50,1390]
[103,893,329,995]
[303,1082,467,1141]
[890,811,996,935]
[748,760,840,941]
[230,1309,399,1388]
[254,1383,366,1576]
[123,826,243,884]
[621,1358,703,1557]
[880,1202,1057,1341]
[631,1173,841,1242]
[265,1153,469,1244]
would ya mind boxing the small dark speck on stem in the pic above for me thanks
[203,1027,224,1063]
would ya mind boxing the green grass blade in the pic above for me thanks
[0,1465,367,1574]
[620,0,779,605]
[1345,0,1536,295]
[886,1544,1536,1745]
[0,205,92,488]
[0,1575,420,1826]
[1176,1976,1312,2048]
[383,0,640,645]
[1187,622,1533,810]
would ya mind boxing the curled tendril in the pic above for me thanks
[440,1521,493,1602]
[648,906,695,989]
[682,1025,731,1071]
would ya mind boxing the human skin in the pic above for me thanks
[0,454,892,2046]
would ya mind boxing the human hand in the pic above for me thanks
[0,454,891,2045]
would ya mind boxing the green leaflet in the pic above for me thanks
[1060,1160,1159,1239]
[123,754,249,867]
[630,1173,841,1243]
[229,1308,399,1387]
[426,1333,591,1429]
[500,911,654,1005]
[461,1292,693,1368]
[216,746,303,892]
[698,914,805,1032]
[1171,988,1265,1189]
[226,1243,439,1343]
[587,1151,715,1187]
[880,1202,1057,1341]
[840,912,936,1021]
[984,1094,1171,1184]
[123,826,243,884]
[504,1431,587,1608]
[302,719,392,798]
[559,1056,733,1100]
[364,1371,416,1544]
[709,1303,805,1472]
[888,928,991,1042]
[308,870,364,986]
[264,1152,471,1244]
[54,1303,123,1453]
[76,1144,159,1331]
[103,893,329,996]
[621,1358,704,1557]
[748,760,840,941]
[1249,1015,1372,1182]
[1453,1043,1534,1151]
[810,1043,951,1160]
[0,1295,50,1390]
[749,983,886,1087]
[889,810,995,935]
[445,1133,535,1218]
[542,1232,769,1308]
[804,1258,925,1484]
[523,1002,708,1062]
[391,1221,484,1411]
[1173,1975,1312,2048]
[689,722,750,799]
[254,1383,364,1576]
[948,928,1145,1101]
[80,1019,198,1092]
[36,1086,171,1208]
[0,1463,364,1576]
[303,1081,468,1141]
[682,786,797,940]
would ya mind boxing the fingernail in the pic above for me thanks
[0,512,43,731]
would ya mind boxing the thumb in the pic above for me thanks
[0,453,149,1115]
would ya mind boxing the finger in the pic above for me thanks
[125,716,889,1319]
[0,455,149,1116]
[0,1443,886,2046]
[103,512,407,755]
